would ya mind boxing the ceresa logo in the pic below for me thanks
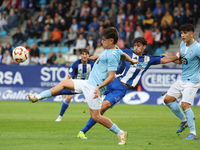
[123,91,150,105]
[0,71,23,85]
[40,67,69,87]
[141,69,181,92]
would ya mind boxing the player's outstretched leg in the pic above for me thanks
[28,90,52,103]
[184,108,197,140]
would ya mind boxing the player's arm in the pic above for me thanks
[160,50,181,64]
[121,52,139,65]
[94,71,116,98]
[67,74,72,79]
[89,56,98,61]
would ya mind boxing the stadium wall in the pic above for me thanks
[0,65,200,106]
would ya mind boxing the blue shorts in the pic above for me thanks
[104,78,127,107]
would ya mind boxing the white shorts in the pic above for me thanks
[72,79,103,110]
[166,79,200,104]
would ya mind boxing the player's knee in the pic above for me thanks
[100,100,111,115]
[181,102,191,111]
[164,95,175,104]
[91,114,101,123]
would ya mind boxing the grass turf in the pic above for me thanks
[0,101,199,150]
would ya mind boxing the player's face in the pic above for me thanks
[180,31,193,43]
[101,37,114,49]
[80,52,89,61]
[133,42,146,56]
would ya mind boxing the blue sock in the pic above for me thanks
[109,123,120,134]
[185,108,196,132]
[59,99,70,117]
[81,117,97,133]
[39,90,52,99]
[166,101,186,121]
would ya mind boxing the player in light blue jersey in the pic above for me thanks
[28,27,138,145]
[55,49,94,122]
[164,24,200,140]
[58,37,180,139]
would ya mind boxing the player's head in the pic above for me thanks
[80,49,89,62]
[133,37,147,56]
[101,27,119,49]
[179,24,194,43]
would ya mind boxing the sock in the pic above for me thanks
[166,101,186,121]
[81,117,97,134]
[185,108,196,135]
[109,123,121,134]
[36,90,52,100]
[59,99,70,117]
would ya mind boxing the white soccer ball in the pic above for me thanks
[12,46,29,63]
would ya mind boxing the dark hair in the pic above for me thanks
[133,37,147,45]
[179,24,194,32]
[80,49,89,55]
[102,27,119,44]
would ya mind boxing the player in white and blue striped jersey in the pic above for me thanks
[164,24,200,140]
[55,49,94,122]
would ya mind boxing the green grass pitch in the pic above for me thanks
[0,101,199,150]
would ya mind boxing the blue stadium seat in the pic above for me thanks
[38,0,47,5]
[27,38,34,45]
[0,30,7,37]
[154,48,164,55]
[36,38,41,44]
[38,46,42,53]
[53,47,60,53]
[61,47,69,54]
[43,47,51,53]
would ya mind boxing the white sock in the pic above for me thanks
[190,131,196,135]
[117,130,123,136]
[36,94,42,99]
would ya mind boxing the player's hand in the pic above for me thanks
[93,87,99,99]
[161,54,168,57]
[129,59,139,65]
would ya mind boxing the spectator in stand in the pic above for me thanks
[0,0,9,14]
[30,42,40,65]
[116,8,126,24]
[152,1,164,17]
[160,20,172,36]
[27,0,34,18]
[7,0,19,12]
[47,50,57,65]
[64,12,72,29]
[2,11,18,33]
[107,9,116,25]
[88,17,99,31]
[93,42,104,57]
[161,11,173,26]
[96,25,103,43]
[46,3,55,19]
[17,4,27,24]
[134,25,143,38]
[4,42,12,56]
[87,35,96,51]
[173,2,184,17]
[0,42,4,57]
[116,38,125,49]
[108,3,118,15]
[78,27,87,38]
[38,26,51,46]
[52,17,61,30]
[152,28,161,51]
[86,43,94,56]
[123,26,134,49]
[143,8,154,29]
[55,3,65,17]
[126,13,137,29]
[87,26,98,41]
[192,3,200,27]
[33,20,43,39]
[159,29,172,50]
[154,9,163,25]
[163,2,173,15]
[116,18,125,31]
[44,14,54,31]
[71,0,81,10]
[98,11,108,23]
[35,11,45,25]
[124,20,134,32]
[79,11,90,30]
[23,41,31,53]
[90,1,100,15]
[184,2,190,14]
[24,18,34,39]
[125,3,133,16]
[135,13,143,28]
[39,53,47,65]
[151,21,161,33]
[69,5,79,19]
[118,26,125,39]
[170,0,177,10]
[54,51,65,66]
[0,13,8,31]
[60,19,68,39]
[171,21,180,42]
[50,27,61,46]
[89,9,98,22]
[12,28,24,47]
[80,1,90,17]
[1,50,16,65]
[173,9,183,26]
[71,18,80,33]
[134,0,145,14]
[64,27,77,47]
[183,9,193,24]
[143,26,154,55]
[74,33,87,55]
[104,18,114,29]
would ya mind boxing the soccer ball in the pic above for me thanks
[12,46,29,63]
